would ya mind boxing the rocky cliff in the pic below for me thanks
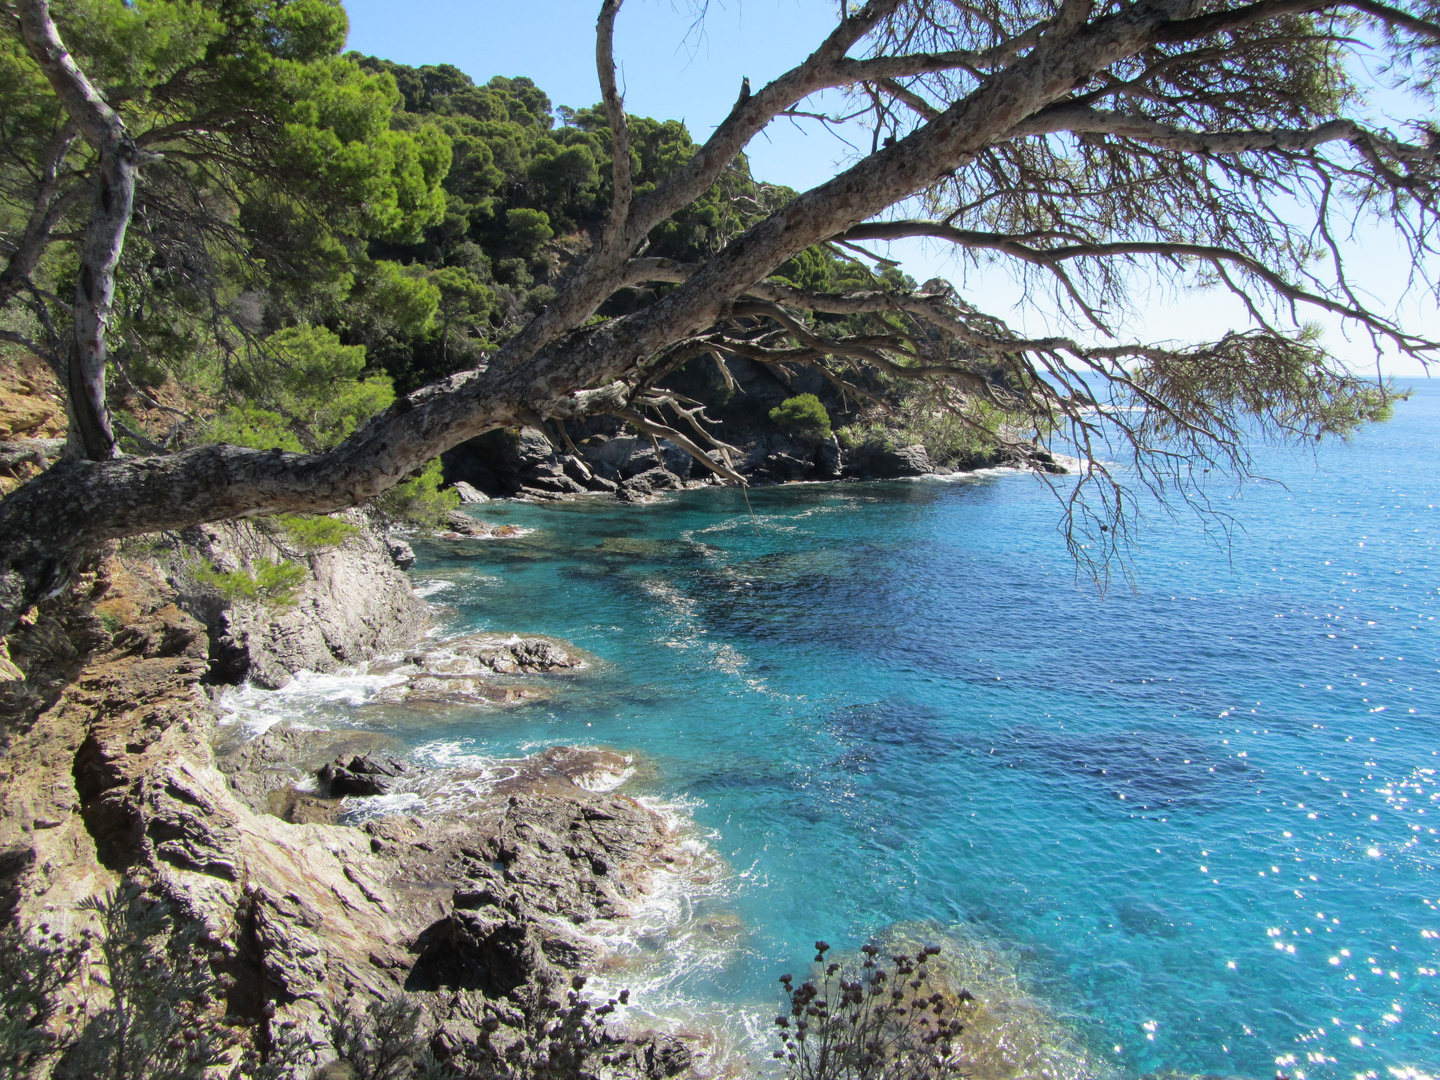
[440,353,1064,501]
[155,511,428,689]
[0,528,712,1076]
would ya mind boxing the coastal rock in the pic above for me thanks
[843,441,933,478]
[370,633,586,707]
[451,480,490,503]
[215,724,403,816]
[487,746,636,796]
[442,509,488,536]
[386,537,416,569]
[626,466,682,494]
[0,561,710,1072]
[317,754,409,797]
[407,632,588,676]
[170,511,427,689]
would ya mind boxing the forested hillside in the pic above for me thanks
[2,19,931,512]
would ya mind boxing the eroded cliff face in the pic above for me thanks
[0,537,712,1076]
[159,512,430,689]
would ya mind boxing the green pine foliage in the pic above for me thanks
[372,459,461,529]
[3,9,897,518]
[193,558,307,608]
[271,514,360,551]
[769,394,833,441]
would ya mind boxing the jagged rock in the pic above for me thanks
[583,473,620,494]
[386,537,416,570]
[442,510,487,536]
[317,754,409,797]
[409,907,555,995]
[216,725,402,816]
[451,480,490,503]
[520,463,586,495]
[0,538,722,1076]
[404,633,586,677]
[170,512,428,689]
[1027,448,1068,474]
[844,441,933,478]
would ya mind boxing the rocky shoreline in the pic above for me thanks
[441,420,1065,504]
[0,455,1078,1078]
[0,512,724,1077]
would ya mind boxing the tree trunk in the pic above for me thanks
[63,135,134,460]
[15,0,133,462]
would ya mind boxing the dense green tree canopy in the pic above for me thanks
[2,0,1438,639]
[0,0,450,436]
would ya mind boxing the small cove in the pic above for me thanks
[226,381,1440,1080]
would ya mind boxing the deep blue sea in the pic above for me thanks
[230,380,1439,1080]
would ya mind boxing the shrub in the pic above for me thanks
[773,941,970,1080]
[315,975,625,1079]
[834,422,896,452]
[57,887,230,1080]
[325,997,456,1080]
[193,558,307,608]
[372,459,460,530]
[271,514,359,552]
[0,924,83,1079]
[770,394,832,440]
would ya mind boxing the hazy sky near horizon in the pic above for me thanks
[344,0,1436,378]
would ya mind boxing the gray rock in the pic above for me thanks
[451,481,490,503]
[580,434,691,479]
[582,473,620,494]
[515,425,555,462]
[627,467,680,492]
[386,537,415,569]
[316,754,408,797]
[172,511,428,688]
[620,474,653,498]
[443,510,486,536]
[844,441,933,478]
[520,464,585,495]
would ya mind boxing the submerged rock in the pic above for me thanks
[366,632,588,708]
[406,632,588,677]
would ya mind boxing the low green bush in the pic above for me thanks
[193,558,306,608]
[373,459,460,530]
[770,393,832,440]
[271,514,359,552]
[835,422,896,452]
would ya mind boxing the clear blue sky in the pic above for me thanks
[343,0,1435,378]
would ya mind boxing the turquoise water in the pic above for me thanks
[250,382,1439,1078]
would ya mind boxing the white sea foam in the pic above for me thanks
[339,791,425,824]
[216,666,410,735]
[573,765,636,793]
[411,579,456,598]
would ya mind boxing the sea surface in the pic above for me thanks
[228,380,1440,1080]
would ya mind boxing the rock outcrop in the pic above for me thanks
[159,511,429,688]
[0,556,715,1075]
[439,353,1067,500]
